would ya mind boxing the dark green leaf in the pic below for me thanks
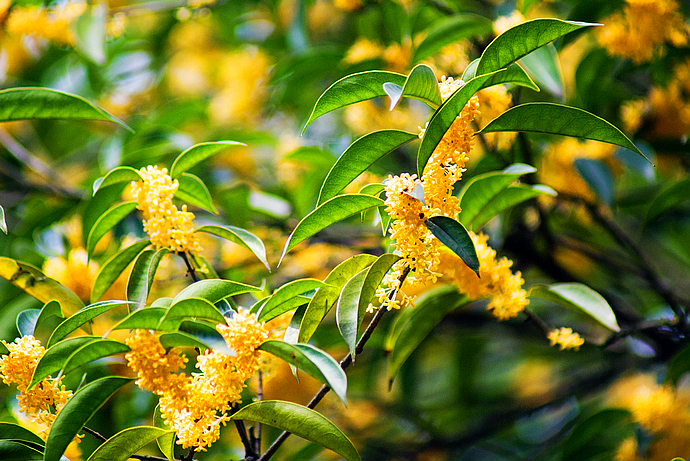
[33,300,63,337]
[0,342,8,355]
[47,300,135,348]
[28,337,97,390]
[336,269,369,358]
[61,338,130,377]
[170,141,244,179]
[529,283,619,331]
[413,14,493,63]
[0,441,43,460]
[158,331,214,352]
[86,426,171,461]
[646,178,690,224]
[172,279,261,305]
[195,224,270,271]
[110,307,166,331]
[259,279,325,322]
[161,297,226,326]
[666,345,690,386]
[16,309,40,337]
[0,423,44,446]
[175,172,218,214]
[425,217,479,274]
[384,64,441,110]
[153,405,175,461]
[562,409,633,461]
[466,184,555,231]
[127,248,170,309]
[86,201,138,258]
[91,240,151,303]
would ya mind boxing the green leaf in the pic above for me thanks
[383,64,442,110]
[73,3,107,64]
[175,172,218,214]
[475,19,597,75]
[646,178,690,224]
[529,283,619,332]
[170,141,244,179]
[33,300,63,337]
[357,254,401,316]
[562,409,633,461]
[299,254,378,344]
[172,279,261,305]
[177,320,233,356]
[0,87,129,130]
[86,427,171,461]
[87,201,138,258]
[93,167,142,196]
[280,194,384,263]
[467,184,555,230]
[425,217,479,274]
[475,62,540,92]
[413,14,493,63]
[0,205,6,234]
[0,423,44,446]
[417,72,496,176]
[0,441,43,460]
[318,131,417,206]
[666,345,690,386]
[127,248,170,308]
[478,103,650,163]
[160,298,226,326]
[195,224,270,271]
[259,279,325,322]
[47,300,135,348]
[259,340,348,405]
[83,184,128,245]
[110,307,166,331]
[153,405,175,461]
[231,401,360,461]
[28,337,97,390]
[158,331,215,352]
[0,257,84,317]
[302,70,406,133]
[336,269,369,358]
[91,240,151,303]
[61,338,130,377]
[16,309,40,337]
[519,44,563,97]
[0,342,8,355]
[388,286,467,383]
[358,184,385,196]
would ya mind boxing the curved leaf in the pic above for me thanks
[61,338,130,377]
[356,253,401,317]
[519,44,562,97]
[86,426,171,461]
[413,14,493,63]
[172,279,261,305]
[666,345,690,386]
[0,87,128,129]
[384,64,442,110]
[425,217,479,274]
[28,337,97,390]
[175,172,218,214]
[231,401,360,461]
[0,441,43,460]
[170,141,244,178]
[476,19,597,75]
[318,131,417,206]
[47,300,135,348]
[195,224,270,271]
[91,240,151,303]
[467,184,556,231]
[478,103,649,162]
[158,331,215,351]
[529,283,620,332]
[93,167,142,196]
[83,183,128,246]
[259,340,348,405]
[259,279,325,322]
[161,298,226,326]
[0,423,44,446]
[109,307,166,331]
[87,201,138,258]
[562,409,633,461]
[153,405,175,461]
[336,269,369,358]
[0,257,84,317]
[476,62,540,92]
[16,309,40,337]
[33,300,64,336]
[646,178,690,224]
[177,320,233,356]
[280,194,384,263]
[127,248,170,308]
[0,205,6,234]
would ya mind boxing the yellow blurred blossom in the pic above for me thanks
[383,39,412,73]
[512,360,556,405]
[5,1,86,46]
[43,248,98,303]
[423,42,470,78]
[493,10,525,35]
[343,37,383,64]
[620,99,648,134]
[648,82,690,139]
[547,327,585,350]
[334,0,363,12]
[0,0,9,22]
[615,437,640,461]
[475,85,516,151]
[343,99,427,135]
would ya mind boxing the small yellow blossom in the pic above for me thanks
[422,42,470,77]
[5,1,87,46]
[382,40,412,73]
[334,0,363,12]
[343,38,383,64]
[547,327,585,350]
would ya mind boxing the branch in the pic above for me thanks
[180,252,200,283]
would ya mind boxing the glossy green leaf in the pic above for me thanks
[302,70,406,133]
[0,87,128,129]
[259,279,325,322]
[127,248,170,308]
[196,224,270,271]
[383,64,442,110]
[16,308,40,337]
[562,409,633,461]
[475,19,597,75]
[175,172,218,214]
[161,297,226,326]
[388,286,467,383]
[646,178,690,224]
[151,298,173,308]
[473,62,540,92]
[0,205,6,234]
[519,44,562,97]
[93,167,141,196]
[170,141,244,178]
[153,405,175,461]
[33,300,63,336]
[61,338,130,377]
[0,257,84,317]
[91,240,151,303]
[73,3,107,64]
[358,184,385,196]
[318,131,417,206]
[231,401,360,461]
[299,254,378,344]
[259,340,348,405]
[28,337,96,390]
[417,72,496,176]
[158,331,214,352]
[86,201,138,258]
[357,254,402,317]
[425,217,479,274]
[413,14,492,63]
[280,194,384,263]
[177,320,233,356]
[86,426,171,461]
[468,184,555,230]
[336,269,369,358]
[0,441,43,460]
[479,103,649,162]
[172,279,261,305]
[110,307,166,331]
[47,300,135,348]
[530,283,619,331]
[0,423,44,446]
[83,184,128,245]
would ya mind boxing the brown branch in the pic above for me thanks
[180,252,200,283]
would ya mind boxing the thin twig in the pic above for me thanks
[180,252,200,283]
[522,308,550,335]
[255,371,263,454]
[82,425,107,442]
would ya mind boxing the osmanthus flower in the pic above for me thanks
[546,327,585,351]
[5,1,86,46]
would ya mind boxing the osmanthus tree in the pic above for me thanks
[1,4,690,461]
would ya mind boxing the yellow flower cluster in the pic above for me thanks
[0,336,75,438]
[597,0,688,64]
[4,1,86,46]
[130,166,202,254]
[124,309,269,451]
[546,327,585,350]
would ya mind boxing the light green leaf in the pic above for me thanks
[476,19,597,75]
[358,184,385,196]
[470,62,540,92]
[172,279,261,305]
[259,340,348,405]
[529,283,620,332]
[153,405,175,461]
[280,194,384,263]
[413,14,493,63]
[467,184,555,230]
[231,401,360,461]
[388,286,467,383]
[175,172,218,214]
[73,3,107,64]
[195,224,270,271]
[92,167,142,196]
[83,183,128,245]
[16,309,40,337]
[0,257,84,317]
[259,279,325,322]
[170,141,245,179]
[425,217,479,274]
[478,103,650,162]
[417,72,496,176]
[160,297,226,326]
[302,70,406,133]
[127,248,170,308]
[0,205,6,234]
[0,87,128,130]
[336,269,369,358]
[0,423,44,446]
[87,201,138,258]
[61,338,130,377]
[318,131,417,206]
[0,441,43,460]
[109,307,166,331]
[47,300,135,348]
[28,337,97,390]
[86,427,171,461]
[383,64,442,110]
[33,301,63,337]
[91,240,151,303]
[357,253,402,316]
[519,44,562,97]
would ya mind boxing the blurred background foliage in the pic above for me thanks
[3,0,690,460]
